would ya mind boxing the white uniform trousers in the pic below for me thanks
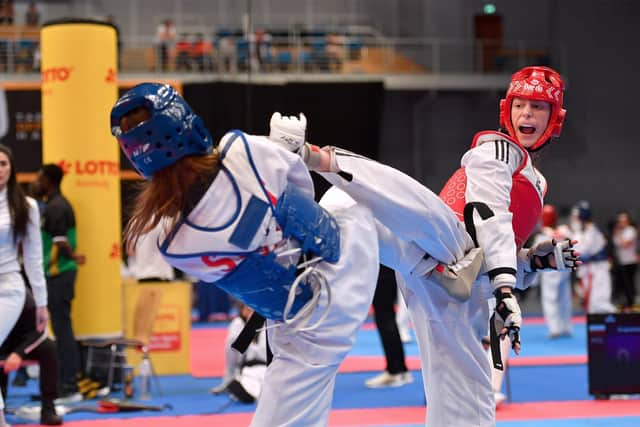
[319,156,495,426]
[396,290,412,342]
[540,270,573,336]
[397,273,495,427]
[579,261,616,313]
[0,271,27,410]
[251,201,379,427]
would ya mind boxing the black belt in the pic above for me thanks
[231,312,273,365]
[243,359,268,368]
[464,202,505,370]
[231,312,266,354]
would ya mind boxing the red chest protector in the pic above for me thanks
[439,131,545,249]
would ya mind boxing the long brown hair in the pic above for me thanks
[0,144,30,243]
[124,151,220,248]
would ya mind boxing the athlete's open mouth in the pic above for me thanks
[519,125,536,135]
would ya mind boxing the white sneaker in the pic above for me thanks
[96,386,111,398]
[54,391,83,405]
[365,371,414,388]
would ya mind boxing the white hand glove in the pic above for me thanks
[269,112,307,153]
[493,290,522,353]
[528,238,580,272]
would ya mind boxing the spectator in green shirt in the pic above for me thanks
[34,164,86,402]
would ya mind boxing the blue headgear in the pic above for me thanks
[573,200,592,221]
[110,83,213,178]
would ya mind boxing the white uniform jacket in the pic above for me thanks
[160,131,311,280]
[440,131,547,288]
[158,131,319,320]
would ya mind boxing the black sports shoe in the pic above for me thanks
[41,400,63,425]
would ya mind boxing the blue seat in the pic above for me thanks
[347,39,363,60]
[236,39,250,69]
[311,39,326,52]
[14,39,37,67]
[277,51,292,70]
[299,51,311,64]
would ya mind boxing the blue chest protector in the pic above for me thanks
[214,251,302,320]
[215,184,340,321]
[209,139,340,321]
[274,183,340,264]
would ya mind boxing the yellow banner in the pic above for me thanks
[41,21,121,338]
[125,281,192,375]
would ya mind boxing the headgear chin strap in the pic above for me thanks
[110,83,213,178]
[499,66,566,151]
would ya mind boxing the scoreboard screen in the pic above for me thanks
[587,313,640,396]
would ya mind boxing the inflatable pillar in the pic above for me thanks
[40,19,121,338]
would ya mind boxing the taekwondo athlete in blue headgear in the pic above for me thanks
[111,82,380,427]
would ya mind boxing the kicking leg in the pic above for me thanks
[314,147,473,265]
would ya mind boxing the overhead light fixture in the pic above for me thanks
[483,3,497,14]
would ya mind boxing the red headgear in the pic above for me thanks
[499,66,566,151]
[541,204,557,228]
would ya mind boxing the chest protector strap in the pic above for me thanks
[274,183,341,263]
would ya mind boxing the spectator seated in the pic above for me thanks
[174,33,193,71]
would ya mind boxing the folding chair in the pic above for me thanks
[83,287,163,395]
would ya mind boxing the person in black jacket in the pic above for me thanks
[0,289,62,425]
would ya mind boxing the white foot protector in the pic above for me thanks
[428,247,484,302]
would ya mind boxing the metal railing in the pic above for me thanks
[0,28,566,77]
